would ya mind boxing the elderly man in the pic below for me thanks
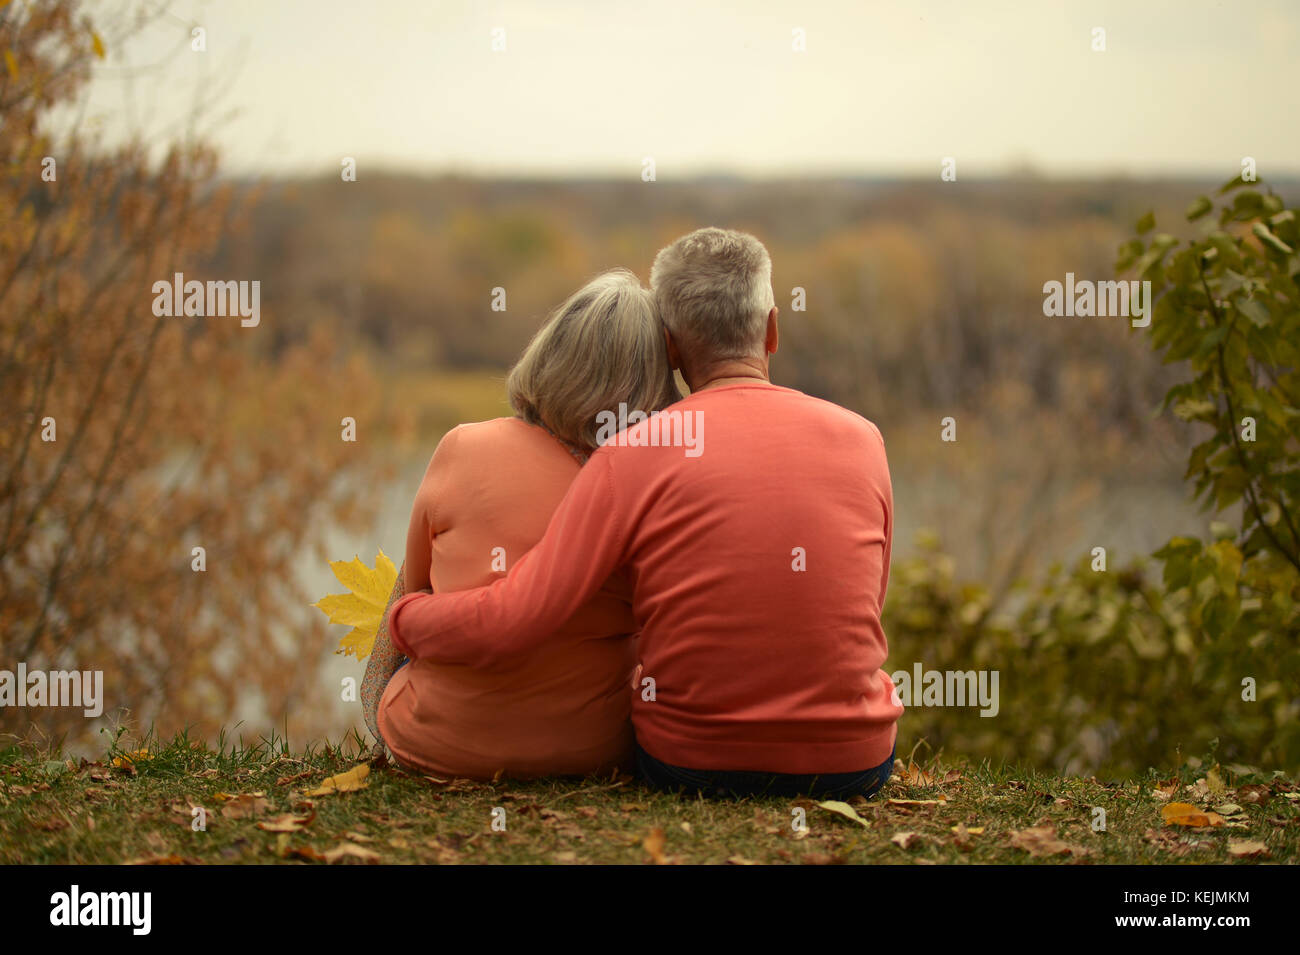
[388,227,901,798]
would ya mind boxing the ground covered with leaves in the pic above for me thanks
[0,733,1295,865]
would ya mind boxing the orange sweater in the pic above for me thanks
[390,382,901,774]
[378,417,636,779]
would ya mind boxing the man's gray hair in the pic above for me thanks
[650,227,775,361]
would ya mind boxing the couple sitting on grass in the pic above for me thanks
[360,227,901,799]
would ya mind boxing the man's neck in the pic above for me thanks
[694,374,767,392]
[686,357,770,393]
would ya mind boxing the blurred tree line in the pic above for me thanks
[215,174,1226,440]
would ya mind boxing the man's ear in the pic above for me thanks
[663,326,683,370]
[765,306,779,356]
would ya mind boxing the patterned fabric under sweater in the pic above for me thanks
[360,560,410,749]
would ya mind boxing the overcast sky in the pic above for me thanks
[76,0,1300,179]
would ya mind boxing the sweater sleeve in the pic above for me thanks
[387,448,626,667]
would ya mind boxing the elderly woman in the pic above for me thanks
[360,269,679,779]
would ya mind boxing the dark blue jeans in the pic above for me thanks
[635,743,895,799]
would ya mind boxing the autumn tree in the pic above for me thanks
[0,0,385,746]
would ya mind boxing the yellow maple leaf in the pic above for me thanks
[110,748,151,768]
[304,763,370,797]
[312,549,397,659]
[1161,801,1225,828]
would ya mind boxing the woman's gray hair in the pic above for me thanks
[507,269,681,451]
[650,227,775,361]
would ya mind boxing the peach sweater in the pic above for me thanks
[390,382,902,775]
[377,417,636,779]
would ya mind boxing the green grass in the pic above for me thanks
[0,730,1295,865]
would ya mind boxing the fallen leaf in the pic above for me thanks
[1150,780,1179,801]
[111,749,151,769]
[256,810,315,832]
[212,790,265,801]
[643,827,668,865]
[286,845,327,863]
[899,761,936,786]
[887,797,947,806]
[890,831,921,849]
[816,800,870,827]
[1226,839,1270,859]
[1238,784,1271,806]
[323,841,380,864]
[1008,824,1090,858]
[304,763,369,797]
[727,855,759,865]
[950,824,985,835]
[220,794,270,819]
[950,822,980,851]
[126,854,198,865]
[1161,802,1225,828]
[554,851,578,863]
[423,776,478,794]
